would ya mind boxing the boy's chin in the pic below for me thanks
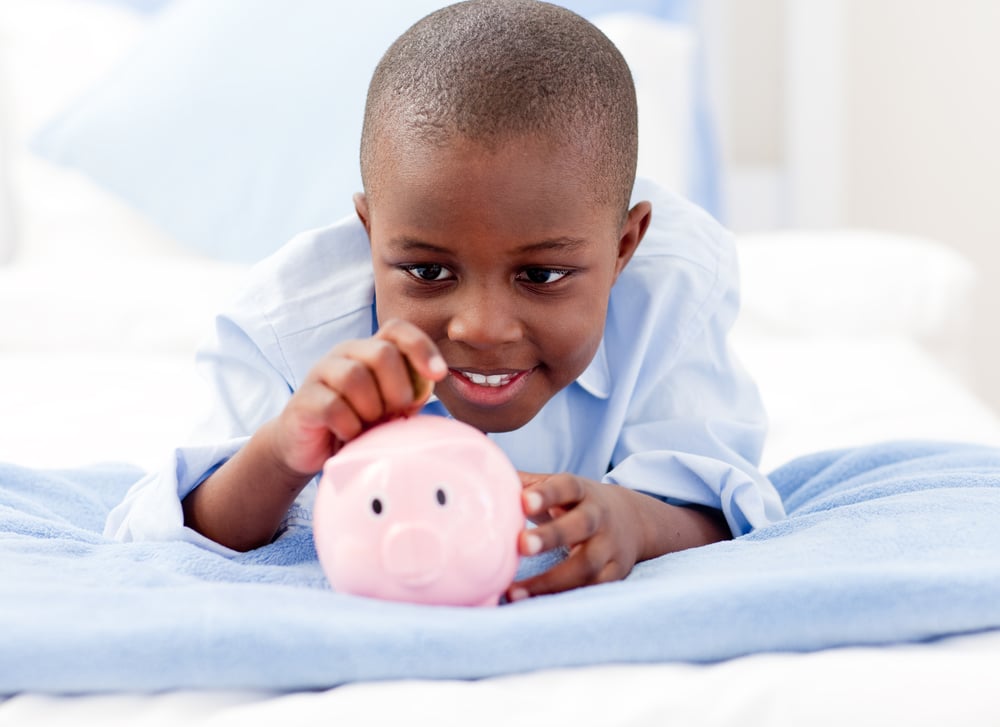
[451,409,539,435]
[433,368,552,434]
[436,397,544,435]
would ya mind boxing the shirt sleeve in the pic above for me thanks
[601,194,785,536]
[602,316,786,535]
[103,308,293,552]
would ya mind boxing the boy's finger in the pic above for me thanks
[375,318,448,385]
[507,541,615,600]
[351,338,414,418]
[321,392,365,444]
[519,502,601,555]
[517,471,548,488]
[291,379,365,445]
[522,473,586,516]
[517,472,549,519]
[314,354,386,424]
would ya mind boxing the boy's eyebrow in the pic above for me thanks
[390,238,452,254]
[515,237,590,253]
[389,236,591,254]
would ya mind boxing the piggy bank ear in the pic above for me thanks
[321,454,383,494]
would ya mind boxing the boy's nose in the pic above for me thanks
[446,291,522,348]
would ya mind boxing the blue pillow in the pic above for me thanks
[33,0,716,263]
[89,0,173,14]
[561,0,718,215]
[33,0,449,262]
[560,0,695,24]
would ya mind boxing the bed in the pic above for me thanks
[3,2,1000,724]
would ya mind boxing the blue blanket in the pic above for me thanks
[3,440,1000,694]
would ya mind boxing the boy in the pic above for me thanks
[106,0,784,601]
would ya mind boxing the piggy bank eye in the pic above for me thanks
[370,497,384,516]
[435,488,447,506]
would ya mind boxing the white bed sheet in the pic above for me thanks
[734,333,1000,472]
[6,630,1000,726]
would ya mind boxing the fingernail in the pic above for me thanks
[523,533,542,555]
[429,355,447,377]
[508,587,529,602]
[524,491,543,513]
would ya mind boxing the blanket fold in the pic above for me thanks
[2,441,1000,693]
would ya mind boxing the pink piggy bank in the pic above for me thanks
[313,415,523,606]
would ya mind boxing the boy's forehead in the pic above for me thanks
[362,134,626,254]
[365,128,611,209]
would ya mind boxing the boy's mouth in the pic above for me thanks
[447,367,535,407]
[457,371,515,388]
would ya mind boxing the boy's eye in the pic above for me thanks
[404,264,454,282]
[517,268,570,285]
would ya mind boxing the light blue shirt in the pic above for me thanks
[105,180,785,553]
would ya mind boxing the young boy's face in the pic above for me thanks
[355,133,648,433]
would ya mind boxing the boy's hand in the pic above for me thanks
[270,319,447,477]
[507,472,733,601]
[506,472,646,600]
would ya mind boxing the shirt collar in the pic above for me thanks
[575,337,611,399]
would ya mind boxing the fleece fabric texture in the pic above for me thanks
[2,440,999,694]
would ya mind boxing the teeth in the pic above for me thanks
[461,371,513,387]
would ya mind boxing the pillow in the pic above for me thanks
[0,257,248,354]
[0,0,185,265]
[32,0,451,263]
[735,229,977,340]
[0,135,11,265]
[90,0,171,12]
[32,0,714,263]
[0,29,11,262]
[591,13,696,208]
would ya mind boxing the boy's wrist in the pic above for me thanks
[258,418,323,487]
[630,490,731,562]
[183,422,318,552]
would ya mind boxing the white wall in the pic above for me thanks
[708,0,1000,413]
[0,45,14,263]
[843,0,1000,411]
[703,0,788,230]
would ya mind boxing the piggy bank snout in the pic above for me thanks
[382,523,445,587]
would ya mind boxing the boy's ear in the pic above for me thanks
[613,200,652,280]
[353,192,372,236]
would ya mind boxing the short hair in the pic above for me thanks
[359,0,638,214]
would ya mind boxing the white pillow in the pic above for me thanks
[0,35,11,262]
[0,258,248,354]
[0,132,12,264]
[736,229,976,339]
[0,0,184,265]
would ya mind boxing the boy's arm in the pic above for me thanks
[181,420,313,552]
[104,310,298,550]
